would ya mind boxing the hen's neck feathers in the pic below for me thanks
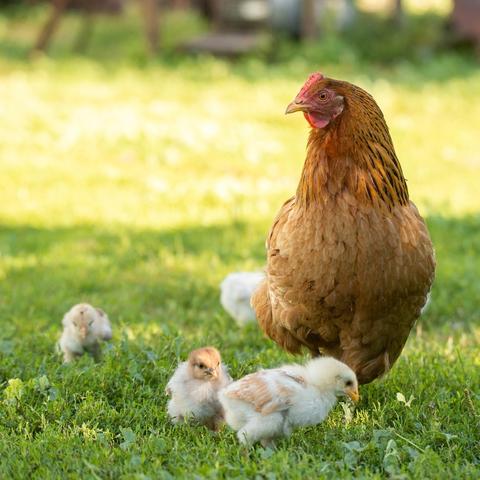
[297,81,409,209]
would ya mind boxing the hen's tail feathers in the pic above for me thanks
[251,281,303,354]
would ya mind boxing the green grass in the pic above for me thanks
[1,5,480,479]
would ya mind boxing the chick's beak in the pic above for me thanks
[346,386,360,403]
[206,368,217,378]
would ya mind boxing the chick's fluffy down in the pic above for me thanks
[220,357,357,446]
[166,362,232,425]
[220,272,265,326]
[59,303,112,358]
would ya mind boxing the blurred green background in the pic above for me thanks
[0,1,479,478]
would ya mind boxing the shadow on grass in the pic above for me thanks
[0,220,267,334]
[0,213,478,336]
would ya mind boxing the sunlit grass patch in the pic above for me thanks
[0,5,479,478]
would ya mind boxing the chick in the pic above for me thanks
[59,303,112,363]
[220,272,265,326]
[166,346,232,431]
[219,357,359,447]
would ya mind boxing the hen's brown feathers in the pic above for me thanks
[298,80,409,209]
[252,76,435,384]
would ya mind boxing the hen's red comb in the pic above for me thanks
[298,72,324,98]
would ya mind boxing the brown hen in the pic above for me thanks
[252,73,435,384]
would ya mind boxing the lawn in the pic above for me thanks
[0,4,479,479]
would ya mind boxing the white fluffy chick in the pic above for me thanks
[59,303,112,363]
[166,346,232,431]
[219,357,359,447]
[220,271,265,326]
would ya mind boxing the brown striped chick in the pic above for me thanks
[219,357,359,447]
[59,303,112,363]
[166,347,232,431]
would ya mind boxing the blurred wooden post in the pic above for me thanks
[451,0,480,50]
[139,0,160,55]
[301,0,317,40]
[73,6,95,52]
[172,0,190,8]
[33,0,72,52]
[392,0,404,26]
[208,0,222,29]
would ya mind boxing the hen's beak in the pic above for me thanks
[285,99,308,114]
[345,386,360,403]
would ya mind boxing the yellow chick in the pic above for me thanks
[166,347,232,431]
[59,303,112,363]
[219,357,359,447]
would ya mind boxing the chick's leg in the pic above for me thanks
[237,413,284,446]
[167,399,185,424]
[260,438,277,448]
[203,415,223,432]
[63,349,80,363]
[211,413,225,432]
[282,421,293,438]
[88,342,102,363]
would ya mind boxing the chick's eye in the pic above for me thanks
[319,90,328,101]
[197,363,205,369]
[346,380,353,387]
[88,320,93,326]
[73,321,78,327]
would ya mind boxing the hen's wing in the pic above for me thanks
[224,369,304,415]
[253,195,331,356]
[251,197,310,354]
[339,201,435,382]
[253,194,435,384]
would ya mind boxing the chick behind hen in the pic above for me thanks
[220,271,265,326]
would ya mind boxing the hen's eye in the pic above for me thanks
[346,380,353,387]
[319,90,328,101]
